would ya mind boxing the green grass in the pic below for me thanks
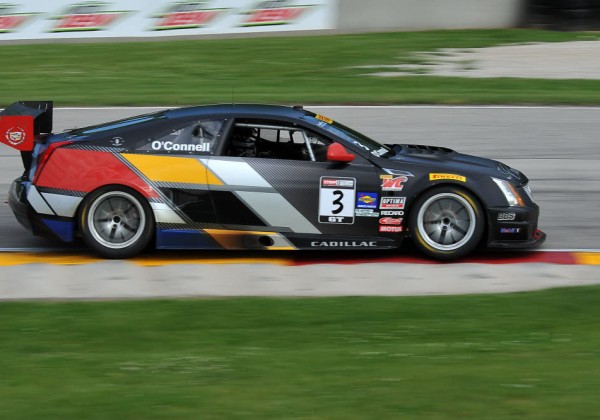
[2,29,600,105]
[2,286,600,418]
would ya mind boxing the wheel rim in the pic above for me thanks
[417,192,477,252]
[87,191,145,249]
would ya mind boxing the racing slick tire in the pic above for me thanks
[409,186,484,260]
[79,186,154,259]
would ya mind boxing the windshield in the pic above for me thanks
[306,115,392,158]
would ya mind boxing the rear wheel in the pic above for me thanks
[409,186,484,260]
[79,186,154,258]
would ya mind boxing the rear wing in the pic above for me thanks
[0,101,53,152]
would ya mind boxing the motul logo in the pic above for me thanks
[378,225,403,233]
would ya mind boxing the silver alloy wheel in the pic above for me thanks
[416,192,477,251]
[87,191,146,249]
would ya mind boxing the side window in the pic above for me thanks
[226,120,332,162]
[136,119,225,154]
[305,130,332,162]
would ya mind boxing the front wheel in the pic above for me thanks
[79,186,154,258]
[409,186,484,260]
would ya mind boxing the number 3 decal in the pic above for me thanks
[318,177,356,224]
[332,190,344,214]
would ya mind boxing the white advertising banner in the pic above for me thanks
[0,0,337,41]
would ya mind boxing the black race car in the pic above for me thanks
[1,101,545,259]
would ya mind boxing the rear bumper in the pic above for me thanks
[486,205,546,249]
[8,177,74,241]
[9,177,34,232]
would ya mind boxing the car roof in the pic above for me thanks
[63,104,316,139]
[165,104,311,120]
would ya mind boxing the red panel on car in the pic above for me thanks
[35,148,159,198]
[0,116,34,151]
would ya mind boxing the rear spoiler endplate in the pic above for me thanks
[0,101,53,152]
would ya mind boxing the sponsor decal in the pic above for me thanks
[355,209,379,217]
[5,127,26,146]
[151,140,210,152]
[240,0,316,27]
[371,147,389,158]
[500,227,521,234]
[110,136,125,147]
[379,197,405,210]
[0,4,36,33]
[315,113,333,124]
[429,173,467,182]
[379,217,402,226]
[151,1,227,31]
[49,2,130,32]
[311,241,377,247]
[380,174,408,191]
[322,178,354,188]
[497,212,516,221]
[356,192,378,209]
[380,210,403,216]
[318,176,356,224]
[379,225,403,233]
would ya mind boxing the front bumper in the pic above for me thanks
[486,205,546,249]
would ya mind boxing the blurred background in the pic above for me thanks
[2,1,600,418]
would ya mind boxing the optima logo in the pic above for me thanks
[151,141,210,152]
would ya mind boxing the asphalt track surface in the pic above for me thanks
[0,106,599,298]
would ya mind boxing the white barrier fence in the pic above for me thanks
[0,0,337,41]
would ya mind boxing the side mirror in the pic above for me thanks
[327,143,355,163]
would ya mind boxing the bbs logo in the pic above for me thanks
[497,212,516,221]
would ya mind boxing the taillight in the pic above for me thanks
[32,140,73,184]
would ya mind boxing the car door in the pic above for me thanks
[204,118,384,250]
[119,117,227,229]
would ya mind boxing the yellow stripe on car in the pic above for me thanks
[122,154,222,185]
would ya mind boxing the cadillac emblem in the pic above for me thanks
[6,127,26,146]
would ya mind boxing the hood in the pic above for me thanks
[385,144,528,185]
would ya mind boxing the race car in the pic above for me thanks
[0,101,545,259]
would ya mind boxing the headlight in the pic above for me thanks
[492,177,525,207]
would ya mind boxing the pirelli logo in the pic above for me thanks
[429,173,467,182]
